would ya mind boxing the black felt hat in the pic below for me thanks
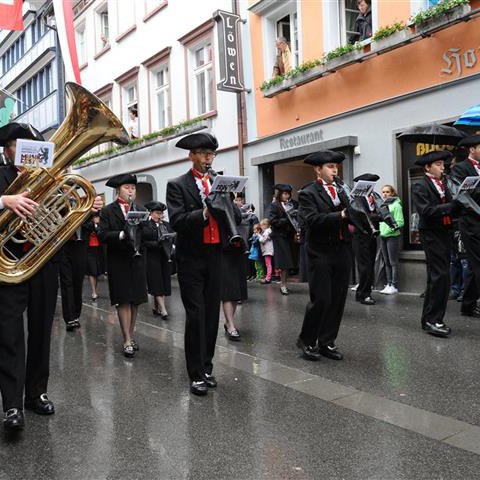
[0,122,44,147]
[105,173,137,188]
[414,150,453,166]
[353,173,380,182]
[175,133,218,151]
[274,183,293,193]
[304,150,345,166]
[458,134,480,148]
[144,201,167,212]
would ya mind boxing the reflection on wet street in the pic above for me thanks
[2,278,480,479]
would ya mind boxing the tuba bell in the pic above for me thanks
[0,82,129,284]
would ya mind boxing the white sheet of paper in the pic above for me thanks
[14,139,55,168]
[457,176,480,193]
[211,175,248,193]
[350,180,376,198]
[126,211,149,222]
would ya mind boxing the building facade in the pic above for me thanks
[0,0,64,140]
[244,0,480,291]
[73,0,246,206]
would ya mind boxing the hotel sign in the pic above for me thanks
[213,10,245,93]
[442,46,479,76]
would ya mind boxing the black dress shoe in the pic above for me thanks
[190,380,208,396]
[160,312,169,320]
[423,322,451,337]
[204,374,217,388]
[123,344,135,358]
[360,296,376,305]
[25,393,55,415]
[3,408,24,432]
[66,320,76,332]
[461,307,480,318]
[319,344,343,360]
[130,340,139,351]
[296,338,321,361]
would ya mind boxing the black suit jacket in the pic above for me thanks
[0,164,17,196]
[268,200,298,239]
[166,170,236,258]
[411,176,454,231]
[451,159,480,216]
[298,181,350,252]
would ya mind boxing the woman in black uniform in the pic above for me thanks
[84,213,104,300]
[268,184,297,295]
[98,173,148,358]
[143,201,175,319]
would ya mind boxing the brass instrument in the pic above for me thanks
[0,82,129,284]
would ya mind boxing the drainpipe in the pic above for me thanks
[232,0,247,177]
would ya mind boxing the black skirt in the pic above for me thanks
[221,249,248,302]
[146,248,172,297]
[86,246,104,276]
[272,236,295,270]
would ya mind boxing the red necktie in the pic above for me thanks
[327,185,336,200]
[191,169,220,244]
[117,197,130,213]
[432,178,451,226]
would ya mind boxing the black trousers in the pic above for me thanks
[0,260,59,411]
[419,229,452,326]
[60,241,87,323]
[459,219,480,313]
[300,244,351,347]
[177,245,222,381]
[352,232,377,300]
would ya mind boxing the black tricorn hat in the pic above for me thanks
[354,173,380,183]
[414,150,453,166]
[0,122,44,147]
[458,134,480,148]
[304,150,345,166]
[175,132,218,151]
[274,183,293,193]
[144,201,167,212]
[105,173,137,188]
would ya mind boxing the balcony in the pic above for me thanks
[0,29,56,89]
[14,91,59,133]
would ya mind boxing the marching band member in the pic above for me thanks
[351,173,380,305]
[85,213,104,301]
[166,132,226,396]
[268,184,297,295]
[296,151,351,361]
[143,201,175,319]
[451,135,480,317]
[412,150,456,337]
[98,173,148,358]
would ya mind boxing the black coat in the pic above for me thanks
[98,201,148,305]
[298,181,351,256]
[268,200,298,269]
[411,176,455,231]
[451,160,480,231]
[142,219,174,296]
[166,170,239,258]
[354,8,372,42]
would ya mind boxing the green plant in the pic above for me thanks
[74,116,204,165]
[372,21,407,41]
[412,0,469,25]
[260,75,286,91]
[322,42,362,62]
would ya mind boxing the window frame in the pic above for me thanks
[151,63,171,131]
[76,21,87,67]
[94,2,110,53]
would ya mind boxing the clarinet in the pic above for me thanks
[125,195,142,257]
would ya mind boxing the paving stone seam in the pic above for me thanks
[81,301,480,456]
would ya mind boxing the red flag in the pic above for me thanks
[0,0,24,31]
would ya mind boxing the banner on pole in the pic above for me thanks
[0,0,24,31]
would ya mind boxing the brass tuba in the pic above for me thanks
[0,82,129,284]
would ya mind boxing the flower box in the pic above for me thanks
[324,49,364,71]
[371,28,413,53]
[415,3,471,35]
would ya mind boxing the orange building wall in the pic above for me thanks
[252,17,480,138]
[377,1,412,28]
[301,1,323,60]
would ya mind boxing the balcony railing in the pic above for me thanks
[0,30,56,88]
[14,91,59,133]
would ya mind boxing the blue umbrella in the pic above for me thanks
[454,104,480,133]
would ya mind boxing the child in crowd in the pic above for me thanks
[258,219,274,284]
[249,224,265,280]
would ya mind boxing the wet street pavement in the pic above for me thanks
[2,277,480,479]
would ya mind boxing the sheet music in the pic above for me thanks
[211,175,248,193]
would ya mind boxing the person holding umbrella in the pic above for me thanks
[451,134,480,317]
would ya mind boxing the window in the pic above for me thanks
[340,0,360,45]
[76,23,87,65]
[152,65,169,130]
[1,33,26,73]
[15,62,54,116]
[124,83,139,137]
[191,41,214,116]
[276,12,299,68]
[96,4,110,51]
